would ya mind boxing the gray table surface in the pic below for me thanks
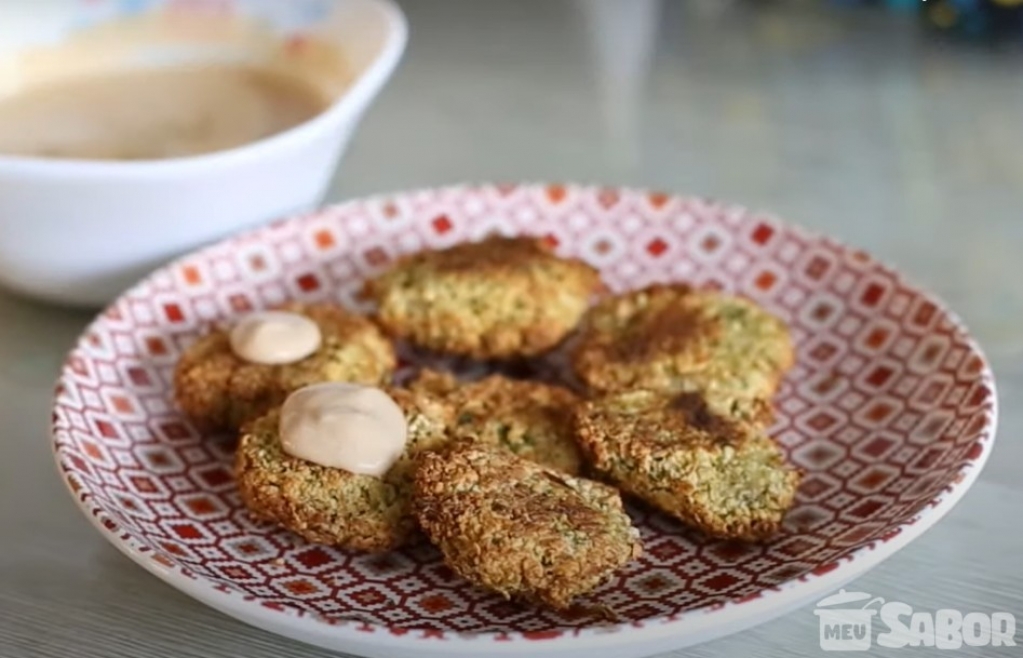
[3,1,1022,656]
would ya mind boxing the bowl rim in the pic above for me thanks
[50,182,1000,653]
[0,0,408,179]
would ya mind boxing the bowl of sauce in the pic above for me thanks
[0,0,406,307]
[0,64,331,161]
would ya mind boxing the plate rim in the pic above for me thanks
[50,181,1000,652]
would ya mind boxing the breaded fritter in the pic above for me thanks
[363,236,603,359]
[174,302,396,432]
[410,369,583,475]
[414,441,642,610]
[235,387,453,552]
[571,284,793,424]
[574,390,801,541]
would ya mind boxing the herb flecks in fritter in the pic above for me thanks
[574,390,801,541]
[572,284,794,425]
[235,387,452,552]
[365,236,603,360]
[174,302,396,432]
[414,441,642,609]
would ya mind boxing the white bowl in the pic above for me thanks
[0,0,406,307]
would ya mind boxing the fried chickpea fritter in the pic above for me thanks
[571,284,793,424]
[364,236,603,359]
[414,441,642,610]
[174,303,396,432]
[574,390,801,541]
[235,387,453,552]
[410,369,583,475]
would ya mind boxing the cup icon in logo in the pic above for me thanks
[814,589,886,651]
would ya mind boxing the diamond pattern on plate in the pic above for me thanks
[50,184,996,644]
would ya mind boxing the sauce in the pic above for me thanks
[229,311,322,365]
[278,382,408,476]
[0,63,330,160]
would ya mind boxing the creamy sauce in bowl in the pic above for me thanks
[0,64,330,161]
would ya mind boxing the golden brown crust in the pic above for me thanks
[413,441,642,609]
[571,284,794,425]
[174,302,396,432]
[409,369,583,475]
[573,389,801,541]
[363,236,603,359]
[235,387,453,552]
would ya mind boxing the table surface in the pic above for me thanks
[3,1,1022,657]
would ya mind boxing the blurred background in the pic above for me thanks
[330,0,1023,369]
[3,0,1022,344]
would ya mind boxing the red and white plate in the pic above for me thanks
[52,184,998,658]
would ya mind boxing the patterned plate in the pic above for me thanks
[51,184,997,658]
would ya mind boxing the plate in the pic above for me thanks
[52,183,998,658]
